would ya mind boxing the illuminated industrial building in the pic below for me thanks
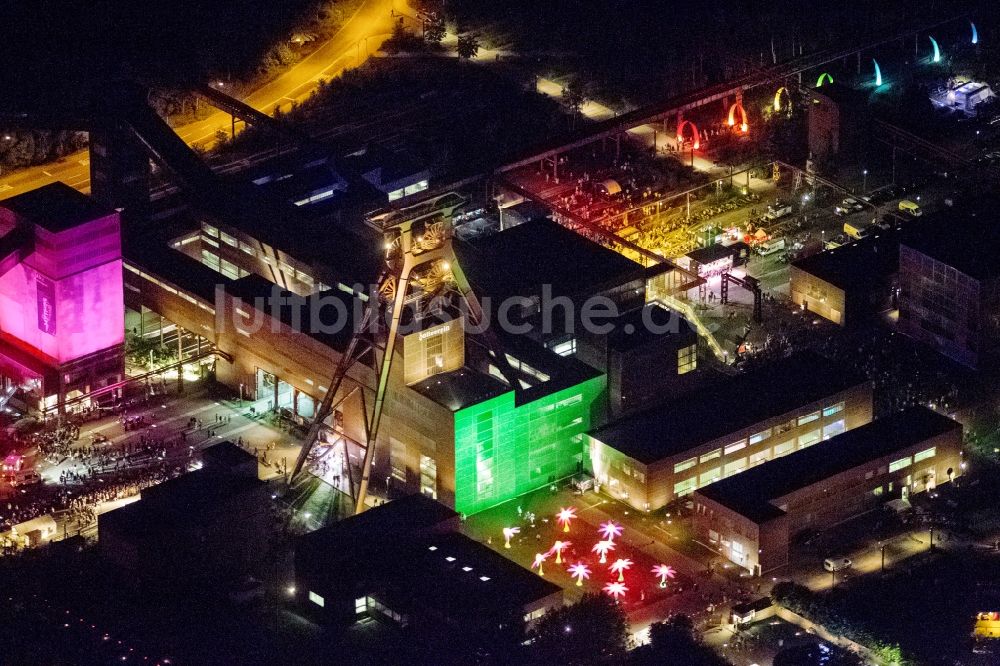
[121,188,622,515]
[0,183,125,416]
[790,232,899,326]
[588,352,872,511]
[692,407,963,574]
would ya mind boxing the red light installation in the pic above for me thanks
[727,101,749,133]
[556,506,577,533]
[676,120,700,150]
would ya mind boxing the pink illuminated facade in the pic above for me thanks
[0,183,125,415]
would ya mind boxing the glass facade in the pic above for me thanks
[454,375,605,515]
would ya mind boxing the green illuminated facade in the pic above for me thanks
[454,375,606,515]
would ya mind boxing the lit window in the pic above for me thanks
[822,419,845,440]
[724,458,747,477]
[479,576,491,582]
[700,449,721,463]
[889,457,912,473]
[749,429,771,445]
[725,441,746,455]
[872,486,884,497]
[823,402,845,417]
[698,467,721,486]
[355,597,366,614]
[309,591,325,607]
[773,441,795,457]
[674,457,696,474]
[677,344,697,375]
[673,477,697,496]
[914,447,936,463]
[798,411,820,426]
[798,429,821,449]
[551,338,577,356]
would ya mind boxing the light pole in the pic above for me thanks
[879,541,886,572]
[929,525,936,552]
[862,169,868,194]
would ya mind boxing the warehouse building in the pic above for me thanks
[692,406,963,574]
[295,494,561,634]
[587,351,872,511]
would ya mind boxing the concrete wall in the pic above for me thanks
[789,265,846,326]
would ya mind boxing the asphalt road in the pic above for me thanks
[0,0,404,199]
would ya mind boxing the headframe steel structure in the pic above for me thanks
[290,212,519,514]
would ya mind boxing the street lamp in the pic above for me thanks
[879,541,886,573]
[862,169,868,194]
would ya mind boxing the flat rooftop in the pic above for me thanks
[455,218,646,301]
[410,366,510,412]
[0,182,114,233]
[298,495,558,617]
[591,351,868,464]
[99,466,264,536]
[380,531,561,616]
[698,406,960,523]
[606,304,697,353]
[901,212,1000,281]
[792,231,900,290]
[298,493,459,558]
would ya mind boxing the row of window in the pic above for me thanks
[387,179,429,202]
[672,402,846,475]
[672,421,844,496]
[889,447,936,473]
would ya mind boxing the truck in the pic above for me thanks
[843,221,871,240]
[764,201,793,221]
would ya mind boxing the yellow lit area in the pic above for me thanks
[974,612,1000,638]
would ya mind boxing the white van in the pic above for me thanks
[823,557,852,572]
[759,238,786,255]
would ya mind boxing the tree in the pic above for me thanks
[562,79,588,128]
[774,644,863,666]
[527,593,628,665]
[456,32,481,60]
[424,15,446,45]
[562,80,587,114]
[632,614,731,666]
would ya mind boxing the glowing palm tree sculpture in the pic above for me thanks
[549,540,572,564]
[603,581,628,600]
[652,564,677,588]
[502,527,520,549]
[556,507,578,533]
[568,562,592,587]
[609,558,633,582]
[531,552,548,577]
[599,521,623,543]
[592,540,615,564]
